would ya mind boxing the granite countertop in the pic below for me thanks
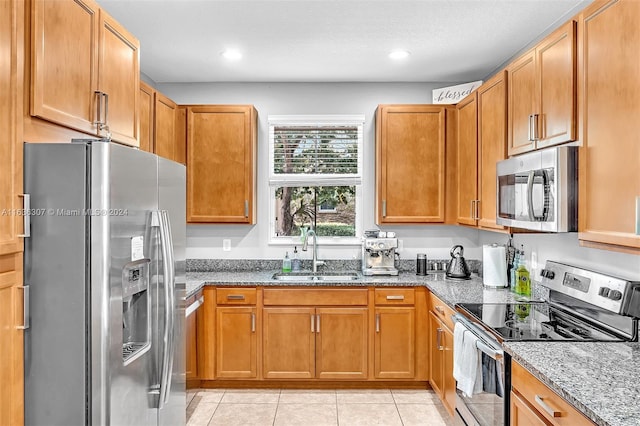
[504,341,640,426]
[185,269,639,426]
[185,270,528,306]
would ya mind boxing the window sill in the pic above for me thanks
[268,236,362,246]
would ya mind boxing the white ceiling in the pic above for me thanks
[98,0,591,84]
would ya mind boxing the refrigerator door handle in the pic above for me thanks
[159,210,177,406]
[156,210,172,409]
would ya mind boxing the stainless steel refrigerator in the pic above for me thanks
[23,141,186,426]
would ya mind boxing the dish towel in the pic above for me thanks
[481,353,504,397]
[453,321,483,397]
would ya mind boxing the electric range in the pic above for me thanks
[452,261,640,426]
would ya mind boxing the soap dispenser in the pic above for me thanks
[292,247,301,271]
[282,251,292,273]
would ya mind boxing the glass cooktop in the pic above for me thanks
[456,302,625,342]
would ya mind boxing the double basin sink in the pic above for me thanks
[272,271,361,282]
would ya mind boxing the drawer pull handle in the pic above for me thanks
[386,295,404,301]
[435,306,445,314]
[436,328,443,350]
[534,395,562,418]
[227,294,245,300]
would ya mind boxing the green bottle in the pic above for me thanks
[515,246,531,297]
[282,251,292,273]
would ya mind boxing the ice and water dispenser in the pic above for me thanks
[121,259,151,365]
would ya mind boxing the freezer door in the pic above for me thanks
[157,157,186,426]
[102,143,159,426]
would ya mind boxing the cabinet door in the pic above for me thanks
[477,71,508,231]
[0,0,23,256]
[175,106,187,165]
[263,308,315,379]
[578,0,640,251]
[97,9,139,146]
[31,0,99,135]
[456,94,478,226]
[216,307,257,378]
[376,105,446,224]
[536,21,577,149]
[428,311,444,396]
[315,308,368,379]
[139,81,154,153]
[441,324,456,416]
[0,253,24,425]
[510,391,548,426]
[374,307,415,379]
[154,92,177,161]
[187,106,257,223]
[508,50,537,155]
[185,309,197,380]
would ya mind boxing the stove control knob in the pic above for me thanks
[608,290,623,301]
[599,287,611,297]
[540,269,555,279]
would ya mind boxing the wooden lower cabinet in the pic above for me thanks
[315,307,368,379]
[429,302,456,416]
[511,391,548,426]
[262,307,368,380]
[374,307,415,379]
[263,307,315,379]
[215,306,257,378]
[511,361,594,426]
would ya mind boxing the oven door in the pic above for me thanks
[453,314,509,426]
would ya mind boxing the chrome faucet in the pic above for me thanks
[302,228,325,273]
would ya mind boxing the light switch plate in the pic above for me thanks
[223,239,231,251]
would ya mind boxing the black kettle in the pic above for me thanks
[446,245,471,280]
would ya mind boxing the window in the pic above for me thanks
[268,115,364,244]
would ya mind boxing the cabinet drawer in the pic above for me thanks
[216,288,257,305]
[374,288,415,305]
[429,293,456,330]
[511,361,594,426]
[263,288,368,306]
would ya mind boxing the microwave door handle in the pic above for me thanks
[526,171,536,221]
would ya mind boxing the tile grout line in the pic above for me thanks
[391,390,406,426]
[271,389,282,426]
[205,389,225,426]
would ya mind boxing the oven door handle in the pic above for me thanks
[452,314,504,361]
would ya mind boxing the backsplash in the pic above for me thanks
[186,258,481,274]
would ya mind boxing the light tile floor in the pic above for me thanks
[186,388,460,426]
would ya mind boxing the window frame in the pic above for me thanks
[267,114,365,246]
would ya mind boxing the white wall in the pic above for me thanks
[159,82,639,280]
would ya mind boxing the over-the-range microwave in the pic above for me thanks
[496,146,577,232]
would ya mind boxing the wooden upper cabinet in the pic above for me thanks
[139,81,154,153]
[154,92,177,161]
[175,106,187,165]
[456,94,478,226]
[507,20,576,155]
[455,71,508,231]
[0,0,24,256]
[578,0,640,252]
[187,105,257,224]
[97,9,139,146]
[477,71,508,231]
[31,0,140,146]
[376,105,446,224]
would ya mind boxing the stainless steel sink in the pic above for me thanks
[271,271,361,282]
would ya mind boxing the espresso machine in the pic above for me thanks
[362,235,399,276]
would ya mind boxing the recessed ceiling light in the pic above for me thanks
[221,49,242,61]
[389,50,411,60]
